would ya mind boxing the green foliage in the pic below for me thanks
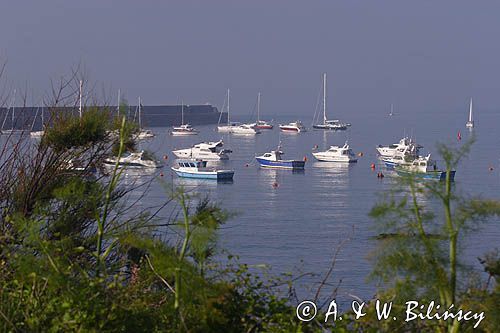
[42,107,110,151]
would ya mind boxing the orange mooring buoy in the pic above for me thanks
[160,172,164,177]
[163,155,168,160]
[303,156,307,162]
[370,163,376,169]
[358,152,364,157]
[272,182,279,188]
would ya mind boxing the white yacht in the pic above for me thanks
[279,121,307,133]
[376,137,421,158]
[172,140,232,160]
[30,106,45,138]
[217,89,260,134]
[312,142,357,162]
[171,103,199,136]
[466,98,474,128]
[104,151,163,168]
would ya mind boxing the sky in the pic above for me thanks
[1,1,500,117]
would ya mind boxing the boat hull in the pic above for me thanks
[312,124,347,130]
[172,168,234,180]
[171,130,198,136]
[312,153,357,163]
[255,158,305,170]
[395,169,456,181]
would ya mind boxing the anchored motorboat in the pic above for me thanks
[104,151,163,168]
[376,137,421,158]
[312,142,357,162]
[172,140,232,160]
[171,102,199,136]
[171,159,234,180]
[395,154,456,181]
[255,149,306,170]
[279,121,307,133]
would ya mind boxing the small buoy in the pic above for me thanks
[489,166,494,171]
[272,182,279,188]
[163,155,168,160]
[379,172,384,178]
[245,163,249,167]
[370,163,376,169]
[303,156,307,162]
[358,152,364,157]
[160,172,164,177]
[313,144,318,149]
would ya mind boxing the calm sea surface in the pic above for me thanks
[51,108,500,303]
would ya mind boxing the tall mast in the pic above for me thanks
[257,92,261,122]
[227,88,230,124]
[469,98,473,122]
[181,100,184,125]
[12,89,16,130]
[323,73,327,124]
[79,80,82,119]
[138,97,142,129]
[117,89,121,115]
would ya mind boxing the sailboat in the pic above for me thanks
[171,102,199,136]
[466,98,474,128]
[30,106,45,138]
[1,90,24,135]
[134,97,155,140]
[217,89,260,134]
[252,93,273,129]
[312,73,350,130]
[388,104,394,117]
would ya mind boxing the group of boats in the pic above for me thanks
[376,137,455,180]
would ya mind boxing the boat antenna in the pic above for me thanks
[117,89,121,116]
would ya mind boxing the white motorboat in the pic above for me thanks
[312,73,350,130]
[395,154,456,181]
[376,137,421,158]
[217,89,260,134]
[171,102,199,136]
[172,140,232,160]
[312,142,357,162]
[171,159,234,180]
[104,150,163,168]
[279,121,307,133]
[466,98,474,128]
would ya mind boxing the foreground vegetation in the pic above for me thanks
[0,71,498,332]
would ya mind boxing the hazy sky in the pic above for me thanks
[2,1,500,116]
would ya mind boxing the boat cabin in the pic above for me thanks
[176,160,207,169]
[261,151,284,161]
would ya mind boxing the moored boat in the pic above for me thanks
[255,149,305,170]
[394,155,456,181]
[279,121,307,133]
[172,140,232,160]
[104,151,163,168]
[171,159,234,180]
[312,73,350,130]
[312,142,357,162]
[171,102,199,135]
[376,137,421,158]
[466,98,474,128]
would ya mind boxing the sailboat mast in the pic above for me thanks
[469,98,473,122]
[12,89,15,130]
[181,101,184,125]
[117,89,121,115]
[79,80,82,119]
[323,73,327,124]
[138,97,142,129]
[227,88,230,124]
[257,92,261,122]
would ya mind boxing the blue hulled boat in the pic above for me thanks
[171,160,234,180]
[255,150,305,170]
[394,155,456,181]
